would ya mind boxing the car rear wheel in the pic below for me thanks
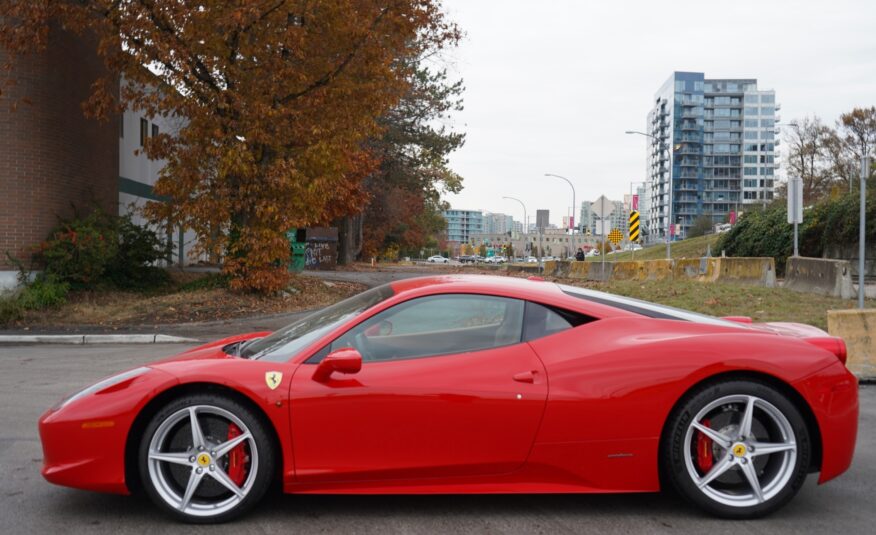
[663,380,810,518]
[138,394,275,523]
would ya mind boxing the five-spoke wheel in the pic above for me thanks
[664,380,810,518]
[139,395,275,523]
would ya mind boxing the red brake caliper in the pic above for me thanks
[696,418,714,473]
[226,423,246,485]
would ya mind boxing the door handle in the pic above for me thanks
[513,370,537,383]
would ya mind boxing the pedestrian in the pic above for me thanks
[575,248,586,261]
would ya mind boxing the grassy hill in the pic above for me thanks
[598,234,722,262]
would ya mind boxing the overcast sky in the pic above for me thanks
[439,0,876,227]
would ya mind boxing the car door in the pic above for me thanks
[289,294,547,484]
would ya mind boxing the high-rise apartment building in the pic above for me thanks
[646,72,778,239]
[482,212,515,235]
[442,209,484,244]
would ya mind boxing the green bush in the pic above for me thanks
[38,210,117,288]
[0,297,22,325]
[16,276,69,310]
[107,216,171,289]
[717,193,876,275]
[36,209,169,290]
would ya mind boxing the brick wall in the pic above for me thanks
[0,28,118,269]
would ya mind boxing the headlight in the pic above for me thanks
[54,366,152,410]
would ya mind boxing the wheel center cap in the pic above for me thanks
[196,453,212,467]
[732,443,747,458]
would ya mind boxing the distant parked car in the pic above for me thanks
[526,256,538,263]
[427,255,449,263]
[485,256,506,264]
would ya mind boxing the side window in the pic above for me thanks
[329,294,525,362]
[523,302,593,342]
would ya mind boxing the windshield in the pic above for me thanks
[559,284,746,328]
[241,284,395,361]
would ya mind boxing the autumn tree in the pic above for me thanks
[837,107,876,189]
[783,117,837,202]
[0,1,460,292]
[348,59,464,261]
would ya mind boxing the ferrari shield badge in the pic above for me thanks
[265,371,283,390]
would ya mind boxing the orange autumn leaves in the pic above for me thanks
[1,1,460,292]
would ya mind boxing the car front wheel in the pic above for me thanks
[139,394,276,523]
[663,380,810,518]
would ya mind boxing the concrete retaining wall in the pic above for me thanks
[785,257,854,299]
[827,309,876,379]
[539,257,773,286]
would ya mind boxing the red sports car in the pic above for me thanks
[39,275,858,523]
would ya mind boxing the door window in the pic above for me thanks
[327,294,525,362]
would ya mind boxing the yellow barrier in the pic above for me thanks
[827,309,876,379]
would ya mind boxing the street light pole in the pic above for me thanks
[860,155,869,309]
[626,127,674,259]
[503,195,528,261]
[545,173,577,257]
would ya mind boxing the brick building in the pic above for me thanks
[0,29,118,288]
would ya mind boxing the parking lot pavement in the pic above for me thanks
[1,343,873,534]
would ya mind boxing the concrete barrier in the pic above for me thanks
[507,263,542,275]
[785,257,854,299]
[827,309,876,379]
[532,257,775,286]
[713,257,776,287]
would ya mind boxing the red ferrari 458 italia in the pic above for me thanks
[39,275,858,522]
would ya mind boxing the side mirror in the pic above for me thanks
[313,348,362,382]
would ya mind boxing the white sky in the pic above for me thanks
[440,0,876,227]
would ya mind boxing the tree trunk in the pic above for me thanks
[337,215,363,265]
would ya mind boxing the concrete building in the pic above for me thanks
[582,199,626,237]
[645,72,778,240]
[482,212,514,235]
[442,209,483,244]
[535,209,550,232]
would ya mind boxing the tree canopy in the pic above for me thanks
[1,0,460,291]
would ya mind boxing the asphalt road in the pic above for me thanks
[1,342,873,534]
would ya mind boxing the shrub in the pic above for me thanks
[0,297,22,325]
[178,273,229,292]
[16,276,69,310]
[107,216,171,289]
[37,210,117,288]
[36,209,169,290]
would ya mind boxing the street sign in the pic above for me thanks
[632,194,639,211]
[592,196,613,218]
[608,228,623,245]
[629,210,640,242]
[787,176,803,224]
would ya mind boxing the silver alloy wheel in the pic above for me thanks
[683,394,797,508]
[146,405,259,518]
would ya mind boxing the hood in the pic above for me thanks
[153,331,272,365]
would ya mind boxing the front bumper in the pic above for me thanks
[39,369,178,494]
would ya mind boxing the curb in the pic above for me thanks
[0,334,200,345]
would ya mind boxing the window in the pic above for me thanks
[744,167,758,176]
[694,81,704,91]
[328,294,526,362]
[246,284,395,361]
[761,119,775,128]
[152,124,159,138]
[744,94,759,104]
[523,302,591,342]
[744,131,759,139]
[761,94,775,104]
[744,107,759,116]
[760,107,775,116]
[744,119,758,128]
[139,118,148,147]
[744,155,758,164]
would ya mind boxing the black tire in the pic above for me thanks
[662,379,811,519]
[138,393,276,523]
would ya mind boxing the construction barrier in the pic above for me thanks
[785,257,854,299]
[827,309,876,380]
[539,257,773,286]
